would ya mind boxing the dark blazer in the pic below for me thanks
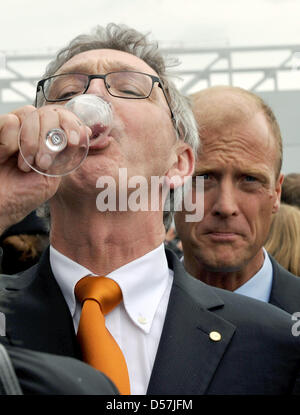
[0,247,300,395]
[0,339,118,395]
[269,255,300,314]
[169,247,300,315]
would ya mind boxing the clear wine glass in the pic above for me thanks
[18,94,113,177]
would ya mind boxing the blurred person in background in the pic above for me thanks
[0,211,49,274]
[265,203,300,277]
[175,85,300,315]
[164,220,183,258]
[281,173,300,209]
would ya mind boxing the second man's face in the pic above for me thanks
[175,111,283,276]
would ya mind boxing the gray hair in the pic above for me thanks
[37,23,199,229]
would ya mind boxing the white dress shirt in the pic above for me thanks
[50,243,173,395]
[180,247,273,303]
[234,248,273,302]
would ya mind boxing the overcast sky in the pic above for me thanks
[1,0,300,52]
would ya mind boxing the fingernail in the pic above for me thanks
[20,159,31,172]
[27,155,34,165]
[21,155,34,172]
[69,130,80,145]
[38,154,52,170]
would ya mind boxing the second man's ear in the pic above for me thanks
[272,173,284,213]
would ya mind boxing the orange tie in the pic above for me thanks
[75,276,131,395]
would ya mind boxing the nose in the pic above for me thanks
[211,180,239,218]
[86,77,109,99]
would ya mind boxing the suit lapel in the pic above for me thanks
[4,248,80,358]
[147,249,236,395]
[269,255,300,314]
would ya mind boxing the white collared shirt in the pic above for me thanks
[50,243,173,395]
[234,248,273,302]
[180,248,273,302]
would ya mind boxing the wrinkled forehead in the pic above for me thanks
[56,48,158,76]
[196,113,278,173]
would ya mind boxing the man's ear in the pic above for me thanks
[165,142,195,189]
[272,173,284,213]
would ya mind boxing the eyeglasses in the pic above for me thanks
[35,70,174,119]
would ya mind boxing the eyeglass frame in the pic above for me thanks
[35,70,174,120]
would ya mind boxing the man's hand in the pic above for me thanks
[0,104,89,235]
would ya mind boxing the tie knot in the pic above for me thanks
[75,276,122,315]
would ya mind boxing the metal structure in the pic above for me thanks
[1,44,300,113]
[0,44,299,173]
[0,51,54,113]
[162,44,300,93]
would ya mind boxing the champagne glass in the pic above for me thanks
[18,94,113,177]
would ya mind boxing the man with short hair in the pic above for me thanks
[0,26,300,395]
[175,85,300,314]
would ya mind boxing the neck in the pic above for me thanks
[50,197,166,275]
[184,249,265,291]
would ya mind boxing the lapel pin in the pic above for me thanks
[209,331,222,342]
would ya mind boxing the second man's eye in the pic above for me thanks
[192,174,211,185]
[244,175,257,182]
[193,173,211,180]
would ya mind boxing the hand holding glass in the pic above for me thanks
[18,94,113,176]
[18,70,173,176]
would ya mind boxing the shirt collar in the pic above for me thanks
[50,243,171,334]
[234,248,273,302]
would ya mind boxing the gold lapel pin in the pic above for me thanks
[209,331,222,342]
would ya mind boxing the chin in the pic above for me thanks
[198,250,245,273]
[206,262,244,273]
[59,166,100,194]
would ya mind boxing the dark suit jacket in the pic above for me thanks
[0,338,118,395]
[269,255,300,314]
[169,247,300,314]
[0,247,300,395]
